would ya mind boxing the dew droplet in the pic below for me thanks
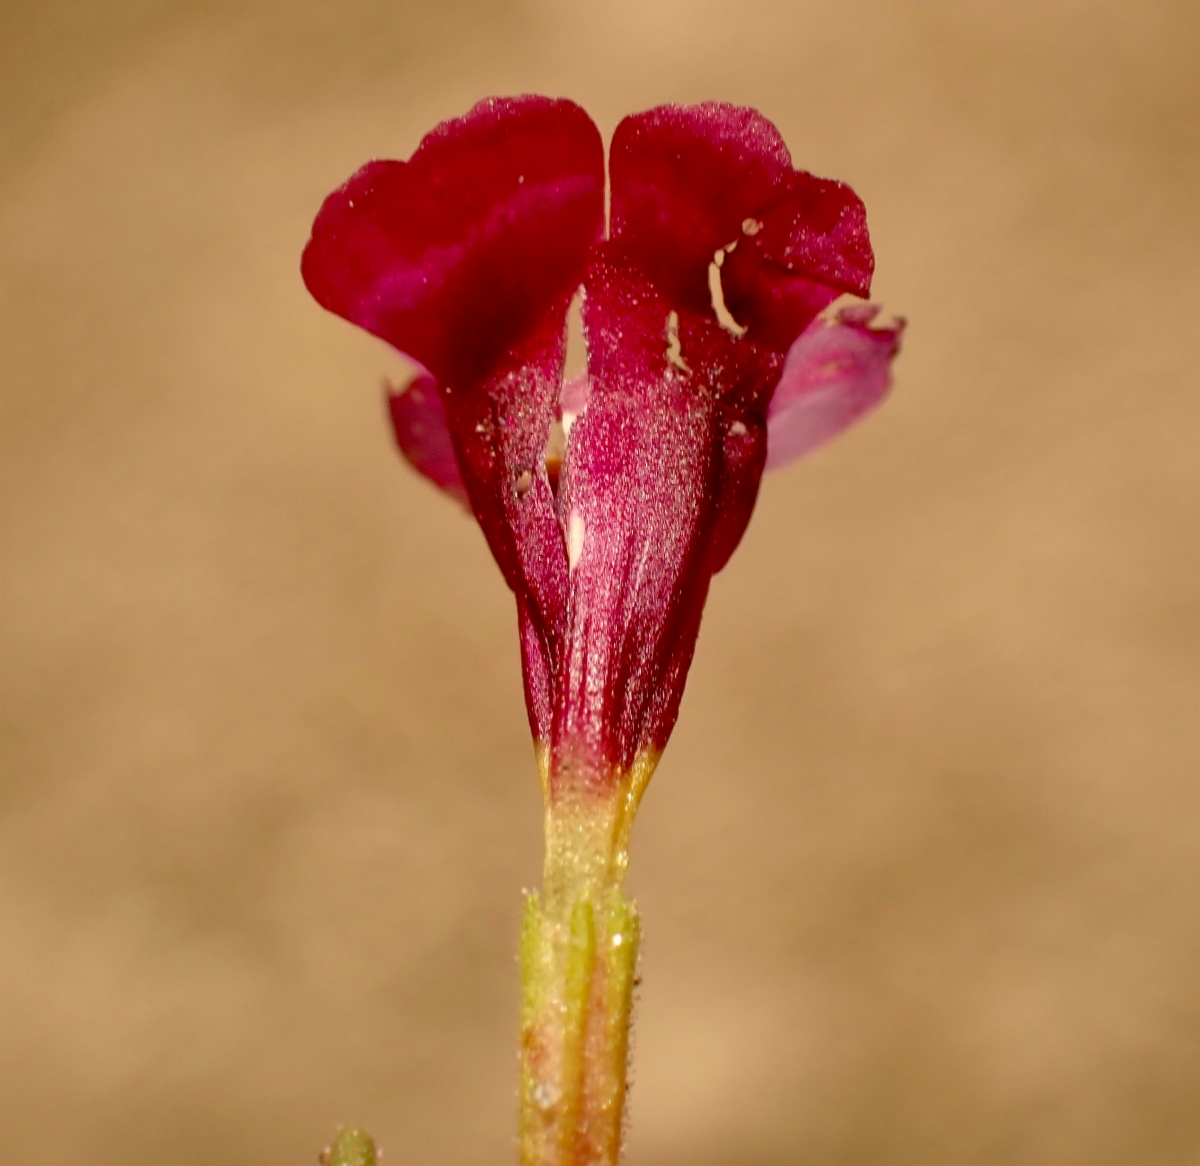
[533,1081,560,1111]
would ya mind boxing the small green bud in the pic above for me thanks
[319,1128,378,1166]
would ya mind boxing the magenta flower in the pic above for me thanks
[303,96,901,1166]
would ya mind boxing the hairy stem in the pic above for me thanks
[519,886,639,1166]
[517,757,654,1166]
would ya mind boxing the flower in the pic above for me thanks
[303,95,902,821]
[302,96,903,1166]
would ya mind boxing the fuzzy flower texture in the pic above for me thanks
[303,95,902,1165]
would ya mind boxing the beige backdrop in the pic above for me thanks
[2,2,1198,1163]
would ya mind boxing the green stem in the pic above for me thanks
[518,757,654,1166]
[519,886,640,1166]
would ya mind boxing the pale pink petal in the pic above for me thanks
[764,305,904,470]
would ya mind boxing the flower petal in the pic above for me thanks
[609,102,874,351]
[765,305,904,470]
[386,372,469,506]
[301,96,605,389]
[545,100,879,784]
[303,97,607,746]
[719,172,874,350]
[609,102,793,317]
[552,241,783,784]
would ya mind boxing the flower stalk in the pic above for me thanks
[519,884,639,1166]
[519,756,654,1166]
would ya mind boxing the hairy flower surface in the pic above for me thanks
[302,95,902,805]
[304,95,903,1166]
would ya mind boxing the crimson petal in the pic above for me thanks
[547,101,876,786]
[386,372,469,505]
[609,102,874,350]
[301,96,604,389]
[303,97,606,745]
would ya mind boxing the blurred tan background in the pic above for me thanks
[2,1,1198,1163]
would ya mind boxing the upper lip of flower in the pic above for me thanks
[302,95,903,793]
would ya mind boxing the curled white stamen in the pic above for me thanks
[665,310,690,373]
[708,250,748,337]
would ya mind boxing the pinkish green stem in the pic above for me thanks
[517,760,653,1166]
